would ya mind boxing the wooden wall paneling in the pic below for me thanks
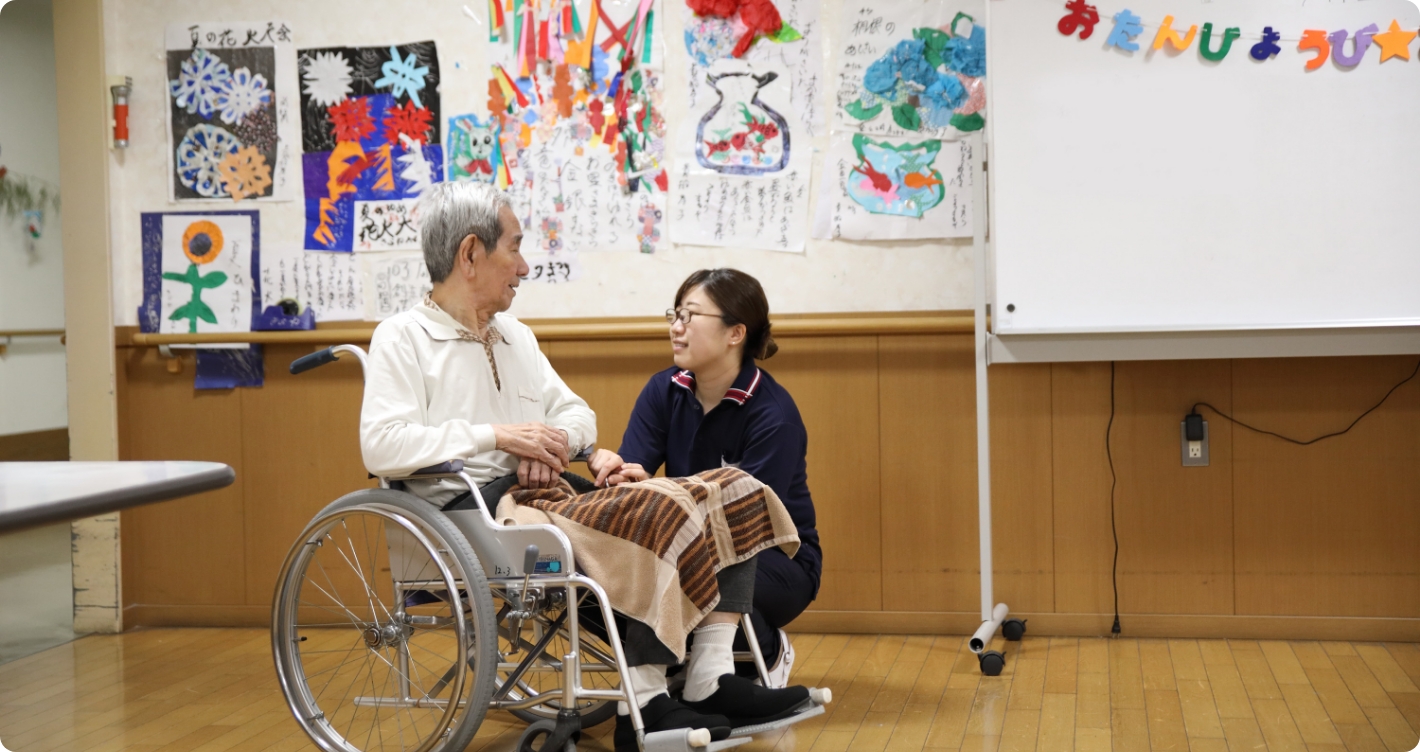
[0,429,70,461]
[1049,362,1116,615]
[545,339,675,482]
[1231,356,1420,618]
[878,334,979,613]
[239,345,374,606]
[770,336,882,612]
[987,363,1056,612]
[1112,360,1234,615]
[119,347,247,607]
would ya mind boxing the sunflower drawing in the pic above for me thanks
[163,220,229,333]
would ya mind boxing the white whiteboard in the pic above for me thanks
[987,0,1420,337]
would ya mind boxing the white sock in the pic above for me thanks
[617,663,669,715]
[682,622,737,702]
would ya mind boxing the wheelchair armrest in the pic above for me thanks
[412,460,465,475]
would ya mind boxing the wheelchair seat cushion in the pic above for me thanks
[495,467,800,661]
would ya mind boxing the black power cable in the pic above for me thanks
[1192,357,1420,445]
[1106,361,1120,635]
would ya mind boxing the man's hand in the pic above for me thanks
[493,423,570,470]
[517,458,561,489]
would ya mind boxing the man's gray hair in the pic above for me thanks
[419,181,513,283]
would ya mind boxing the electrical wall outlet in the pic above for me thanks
[1180,420,1209,467]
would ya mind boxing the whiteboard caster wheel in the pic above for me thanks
[979,650,1005,676]
[1002,618,1027,641]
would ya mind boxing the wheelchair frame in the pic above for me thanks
[272,344,802,752]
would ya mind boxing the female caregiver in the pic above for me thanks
[589,268,822,688]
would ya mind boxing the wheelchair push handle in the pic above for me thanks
[290,347,339,375]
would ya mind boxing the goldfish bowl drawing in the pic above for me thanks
[845,135,946,218]
[696,70,790,175]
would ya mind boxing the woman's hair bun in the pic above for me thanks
[757,331,778,360]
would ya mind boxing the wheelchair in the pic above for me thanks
[271,344,830,752]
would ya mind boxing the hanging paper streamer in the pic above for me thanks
[1329,25,1377,67]
[1105,9,1144,52]
[1058,0,1100,40]
[1373,21,1416,62]
[1152,15,1197,52]
[1250,27,1282,60]
[1198,23,1240,62]
[1298,30,1330,71]
[1057,1,1416,72]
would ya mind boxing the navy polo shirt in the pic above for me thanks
[617,362,822,588]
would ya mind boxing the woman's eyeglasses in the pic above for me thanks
[665,308,728,325]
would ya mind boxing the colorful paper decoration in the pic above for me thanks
[1298,29,1330,70]
[1198,23,1240,62]
[1372,20,1417,62]
[1330,24,1378,67]
[1058,0,1101,40]
[1105,9,1144,52]
[1152,15,1198,52]
[1250,27,1282,60]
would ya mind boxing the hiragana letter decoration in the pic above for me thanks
[1152,15,1198,52]
[1329,24,1378,67]
[1250,27,1282,60]
[1298,29,1331,70]
[1105,9,1144,52]
[1198,23,1241,61]
[1058,0,1101,40]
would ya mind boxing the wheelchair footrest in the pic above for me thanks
[727,695,828,738]
[642,728,752,752]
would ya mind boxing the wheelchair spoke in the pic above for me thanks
[335,520,395,625]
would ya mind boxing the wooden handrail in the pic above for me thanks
[0,329,65,338]
[121,313,973,347]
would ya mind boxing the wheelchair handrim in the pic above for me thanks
[271,504,469,752]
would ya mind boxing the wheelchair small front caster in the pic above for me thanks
[517,718,578,752]
[1002,618,1027,641]
[979,650,1005,676]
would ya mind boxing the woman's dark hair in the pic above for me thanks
[674,268,778,362]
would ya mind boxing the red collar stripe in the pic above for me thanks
[670,368,762,405]
[722,368,761,405]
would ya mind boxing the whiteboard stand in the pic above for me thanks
[966,134,1024,676]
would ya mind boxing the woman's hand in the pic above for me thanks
[589,449,624,487]
[517,458,561,489]
[606,463,649,487]
[494,423,570,470]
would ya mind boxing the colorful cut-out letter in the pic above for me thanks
[1250,27,1282,60]
[1198,23,1240,61]
[1058,0,1101,39]
[1371,20,1417,61]
[1329,24,1378,67]
[1153,15,1198,52]
[1105,9,1144,52]
[1298,30,1330,70]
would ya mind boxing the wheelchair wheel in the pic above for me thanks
[272,488,499,752]
[497,593,621,729]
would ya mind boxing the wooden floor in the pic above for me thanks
[0,630,1417,751]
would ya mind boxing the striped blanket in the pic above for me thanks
[495,467,800,660]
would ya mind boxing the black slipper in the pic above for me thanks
[613,693,732,752]
[680,673,811,727]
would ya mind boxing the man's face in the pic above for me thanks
[471,205,530,313]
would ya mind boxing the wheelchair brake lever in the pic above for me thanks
[505,545,542,656]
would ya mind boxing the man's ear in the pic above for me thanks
[457,234,481,277]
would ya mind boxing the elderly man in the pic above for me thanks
[359,182,810,750]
